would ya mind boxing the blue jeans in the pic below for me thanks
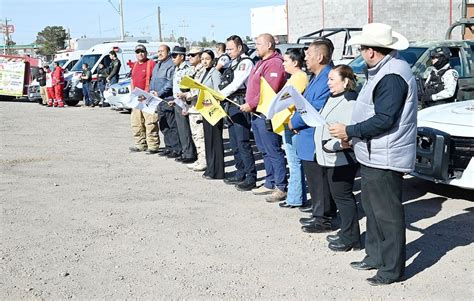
[251,117,287,191]
[283,128,307,206]
[82,82,91,106]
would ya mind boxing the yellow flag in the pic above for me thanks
[256,77,276,115]
[271,109,292,136]
[180,75,226,101]
[195,90,227,126]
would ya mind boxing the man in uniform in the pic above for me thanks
[150,45,178,157]
[241,33,288,200]
[421,46,459,107]
[80,63,93,107]
[107,50,122,85]
[129,44,159,154]
[52,61,65,107]
[219,35,256,191]
[329,23,417,286]
[215,42,231,73]
[178,46,206,169]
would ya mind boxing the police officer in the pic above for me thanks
[219,35,256,190]
[421,47,459,107]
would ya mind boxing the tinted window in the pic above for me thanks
[348,47,427,74]
[71,54,101,72]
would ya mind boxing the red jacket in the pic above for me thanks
[245,51,286,110]
[52,66,64,85]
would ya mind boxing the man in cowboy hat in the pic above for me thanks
[329,23,417,286]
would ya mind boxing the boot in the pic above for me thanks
[53,101,58,107]
[47,100,53,107]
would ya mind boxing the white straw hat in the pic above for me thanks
[347,23,409,50]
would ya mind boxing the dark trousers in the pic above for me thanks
[82,82,91,105]
[302,159,336,227]
[326,164,360,245]
[203,118,224,179]
[174,105,196,159]
[98,80,106,99]
[227,105,256,181]
[251,116,287,191]
[158,101,181,153]
[360,164,406,281]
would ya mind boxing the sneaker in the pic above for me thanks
[251,185,274,195]
[265,188,287,203]
[187,162,197,169]
[193,164,207,172]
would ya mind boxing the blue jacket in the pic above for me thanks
[149,56,175,98]
[290,65,331,161]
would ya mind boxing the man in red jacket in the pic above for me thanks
[240,33,288,199]
[129,44,159,153]
[52,61,65,107]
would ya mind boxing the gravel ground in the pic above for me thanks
[1,101,473,299]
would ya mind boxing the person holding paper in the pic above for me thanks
[218,35,256,190]
[150,45,179,158]
[129,44,158,154]
[242,33,287,200]
[288,39,334,233]
[278,48,309,209]
[170,46,197,164]
[313,64,360,252]
[328,23,416,285]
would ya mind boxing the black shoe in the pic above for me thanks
[350,261,377,271]
[146,149,160,155]
[326,234,340,243]
[299,206,313,213]
[236,180,256,191]
[129,146,146,152]
[174,156,185,162]
[181,157,196,164]
[279,202,300,209]
[366,276,396,286]
[328,241,361,252]
[299,216,317,226]
[158,149,171,156]
[301,224,332,233]
[223,176,244,185]
[202,174,213,180]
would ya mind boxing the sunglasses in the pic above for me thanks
[135,50,145,54]
[187,53,199,58]
[171,53,180,58]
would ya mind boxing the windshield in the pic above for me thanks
[348,47,428,74]
[71,54,101,72]
[54,59,68,67]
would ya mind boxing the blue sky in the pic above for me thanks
[1,0,285,45]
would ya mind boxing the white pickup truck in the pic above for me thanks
[413,100,474,189]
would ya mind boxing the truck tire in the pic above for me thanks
[65,99,80,106]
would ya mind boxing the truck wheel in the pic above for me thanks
[64,99,80,106]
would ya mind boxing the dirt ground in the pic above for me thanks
[1,101,473,299]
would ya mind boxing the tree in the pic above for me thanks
[35,26,68,59]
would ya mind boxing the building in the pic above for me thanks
[250,5,288,42]
[287,0,474,43]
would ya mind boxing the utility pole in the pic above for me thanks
[108,0,125,40]
[119,0,125,40]
[179,19,188,47]
[157,6,163,41]
[2,18,12,55]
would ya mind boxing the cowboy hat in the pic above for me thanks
[171,46,187,55]
[347,23,409,50]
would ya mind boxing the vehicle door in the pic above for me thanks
[456,43,474,101]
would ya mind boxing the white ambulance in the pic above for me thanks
[66,41,178,106]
